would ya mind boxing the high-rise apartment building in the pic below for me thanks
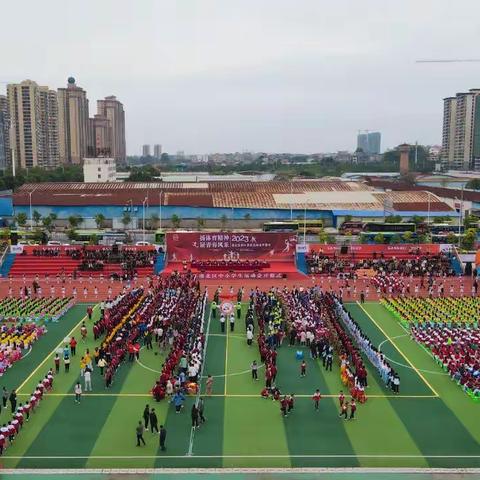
[7,80,59,170]
[153,144,162,158]
[142,144,151,157]
[96,96,126,164]
[357,131,381,154]
[0,95,9,170]
[57,77,89,165]
[88,114,112,157]
[441,89,480,170]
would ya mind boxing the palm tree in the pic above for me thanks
[121,212,132,230]
[94,213,106,229]
[220,214,228,231]
[171,214,181,229]
[42,215,54,233]
[68,215,82,229]
[32,210,42,226]
[196,217,205,230]
[149,213,160,230]
[15,213,27,228]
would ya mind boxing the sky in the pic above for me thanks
[1,0,480,155]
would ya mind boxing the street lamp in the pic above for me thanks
[28,189,36,230]
[125,199,133,231]
[142,196,148,243]
[159,191,163,231]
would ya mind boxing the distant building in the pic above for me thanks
[7,80,59,170]
[441,89,480,170]
[0,95,8,170]
[88,114,112,157]
[357,133,369,153]
[83,157,116,183]
[96,96,126,164]
[57,77,90,165]
[142,144,151,157]
[357,131,381,154]
[153,144,162,158]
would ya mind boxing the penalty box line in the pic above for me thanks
[356,302,440,398]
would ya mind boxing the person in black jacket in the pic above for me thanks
[143,404,150,429]
[9,389,17,413]
[159,425,167,451]
[149,408,158,433]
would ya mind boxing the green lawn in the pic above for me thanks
[1,301,480,470]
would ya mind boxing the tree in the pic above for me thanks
[68,215,83,229]
[220,214,228,231]
[374,233,385,244]
[411,215,426,226]
[402,231,413,243]
[464,214,479,230]
[32,210,42,226]
[343,215,352,223]
[359,233,369,244]
[466,178,480,190]
[121,212,132,229]
[391,234,401,244]
[94,213,106,229]
[149,213,159,230]
[15,212,27,228]
[385,215,402,223]
[318,228,328,244]
[171,214,181,229]
[42,215,54,233]
[461,228,477,250]
[446,232,457,244]
[196,217,205,230]
[417,233,428,244]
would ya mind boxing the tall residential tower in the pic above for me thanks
[57,77,89,165]
[7,80,59,170]
[441,89,480,170]
[96,96,126,164]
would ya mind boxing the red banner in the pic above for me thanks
[166,232,297,262]
[307,243,441,256]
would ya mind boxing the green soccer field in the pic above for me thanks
[1,301,480,471]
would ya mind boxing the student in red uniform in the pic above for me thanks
[280,396,289,417]
[338,390,345,409]
[287,394,295,414]
[300,360,307,377]
[70,337,77,356]
[312,389,321,410]
[339,401,349,420]
[349,399,357,420]
[0,431,5,456]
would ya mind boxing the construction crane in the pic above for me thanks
[416,59,480,63]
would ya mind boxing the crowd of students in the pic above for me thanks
[384,296,480,327]
[0,369,54,456]
[149,274,205,402]
[411,324,480,398]
[0,323,47,375]
[306,252,455,278]
[334,298,400,393]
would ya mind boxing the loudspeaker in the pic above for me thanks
[10,232,18,245]
[340,245,348,255]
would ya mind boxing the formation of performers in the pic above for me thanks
[411,324,480,398]
[0,369,54,455]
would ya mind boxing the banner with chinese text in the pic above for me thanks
[166,232,297,261]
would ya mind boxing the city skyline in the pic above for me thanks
[1,0,480,156]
